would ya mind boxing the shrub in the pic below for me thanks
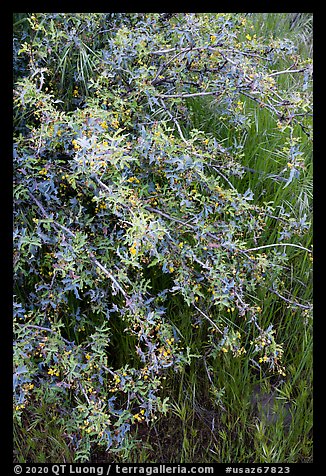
[13,13,312,462]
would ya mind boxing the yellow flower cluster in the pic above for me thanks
[129,242,138,255]
[48,367,60,377]
[72,139,80,150]
[95,202,107,213]
[39,168,48,176]
[134,409,146,422]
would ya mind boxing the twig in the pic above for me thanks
[18,324,74,345]
[145,206,223,244]
[240,91,281,117]
[157,90,222,99]
[152,49,192,85]
[159,99,188,143]
[269,288,312,310]
[89,255,127,297]
[242,242,312,253]
[193,304,223,334]
[210,165,237,190]
[268,68,305,77]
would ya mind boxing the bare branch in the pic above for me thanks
[193,304,223,334]
[269,288,312,310]
[242,242,312,253]
[268,68,305,77]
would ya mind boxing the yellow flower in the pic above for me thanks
[48,367,60,376]
[129,247,137,255]
[246,34,252,41]
[210,35,216,42]
[72,139,80,150]
[169,266,174,273]
[100,121,108,129]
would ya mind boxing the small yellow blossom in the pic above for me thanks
[48,367,60,377]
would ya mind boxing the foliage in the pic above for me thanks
[13,13,312,462]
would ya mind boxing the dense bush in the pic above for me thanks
[13,13,312,462]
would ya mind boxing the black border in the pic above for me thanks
[7,5,319,473]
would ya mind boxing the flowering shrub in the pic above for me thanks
[13,13,312,461]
